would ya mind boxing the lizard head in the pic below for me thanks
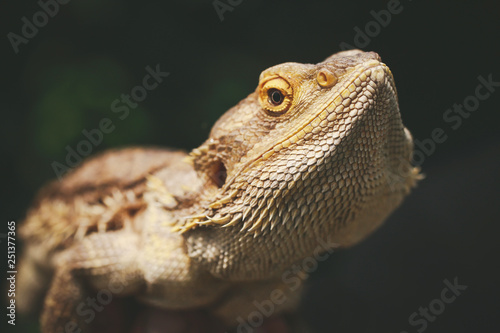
[187,49,419,250]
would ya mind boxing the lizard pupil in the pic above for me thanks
[268,89,284,106]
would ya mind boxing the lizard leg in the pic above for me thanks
[41,231,144,333]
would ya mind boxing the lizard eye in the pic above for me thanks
[258,77,293,115]
[268,88,284,106]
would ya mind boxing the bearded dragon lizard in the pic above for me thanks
[18,49,420,332]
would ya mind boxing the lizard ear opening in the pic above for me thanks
[209,159,227,188]
[316,69,337,88]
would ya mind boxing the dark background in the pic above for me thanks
[1,0,499,332]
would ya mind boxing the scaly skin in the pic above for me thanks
[18,50,420,332]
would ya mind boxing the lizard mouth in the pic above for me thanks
[219,61,393,193]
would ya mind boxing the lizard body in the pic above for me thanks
[18,50,420,332]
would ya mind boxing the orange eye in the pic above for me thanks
[258,77,293,115]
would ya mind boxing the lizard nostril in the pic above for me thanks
[211,160,227,188]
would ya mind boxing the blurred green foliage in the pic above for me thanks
[32,59,143,155]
